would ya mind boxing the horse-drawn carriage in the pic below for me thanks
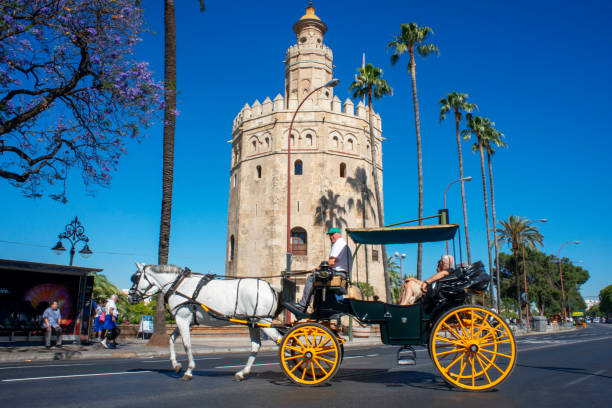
[128,217,516,390]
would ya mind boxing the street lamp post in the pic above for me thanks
[285,79,340,321]
[51,216,93,266]
[393,252,406,281]
[558,240,580,322]
[443,176,472,255]
[521,218,546,331]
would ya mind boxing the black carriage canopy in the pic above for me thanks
[346,224,459,245]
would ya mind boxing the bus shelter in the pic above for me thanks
[0,259,101,343]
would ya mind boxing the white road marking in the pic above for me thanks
[519,336,612,353]
[142,357,222,363]
[216,362,278,369]
[565,369,607,387]
[215,354,379,369]
[2,370,153,382]
[0,363,95,370]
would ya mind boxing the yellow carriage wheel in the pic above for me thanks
[279,322,341,386]
[430,305,516,391]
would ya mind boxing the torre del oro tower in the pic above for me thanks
[225,3,387,300]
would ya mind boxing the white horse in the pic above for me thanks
[127,263,283,381]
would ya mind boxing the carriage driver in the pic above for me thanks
[291,227,349,313]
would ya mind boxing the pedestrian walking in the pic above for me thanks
[42,300,62,349]
[101,294,119,349]
[93,298,105,341]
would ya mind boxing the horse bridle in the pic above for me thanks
[129,266,158,301]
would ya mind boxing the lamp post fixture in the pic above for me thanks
[285,79,339,322]
[51,216,93,266]
[558,240,580,322]
[393,252,406,281]
[443,176,472,255]
[521,218,547,331]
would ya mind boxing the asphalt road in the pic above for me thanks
[1,324,611,408]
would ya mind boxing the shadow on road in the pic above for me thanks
[518,364,612,380]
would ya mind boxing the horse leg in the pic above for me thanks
[169,327,182,374]
[234,326,261,381]
[176,314,195,381]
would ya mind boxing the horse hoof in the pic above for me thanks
[174,363,183,374]
[182,374,192,381]
[234,372,245,381]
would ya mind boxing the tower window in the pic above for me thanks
[251,140,257,152]
[290,135,295,147]
[256,165,262,179]
[294,160,303,175]
[291,227,307,255]
[372,249,379,262]
[347,139,354,151]
[333,136,339,148]
[340,163,346,178]
[229,235,235,261]
[305,134,313,147]
[265,137,270,150]
[300,37,307,44]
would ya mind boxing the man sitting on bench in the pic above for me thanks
[398,254,454,305]
[290,227,349,313]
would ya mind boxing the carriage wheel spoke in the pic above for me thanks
[444,352,465,373]
[310,362,317,382]
[435,336,458,344]
[283,354,305,361]
[476,354,493,384]
[289,359,306,374]
[441,322,463,340]
[435,347,463,357]
[479,339,511,347]
[477,351,505,374]
[479,349,512,359]
[288,335,307,350]
[284,345,304,353]
[455,312,469,338]
[313,358,330,375]
[315,355,336,364]
[470,355,476,387]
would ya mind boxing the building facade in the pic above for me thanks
[225,4,387,300]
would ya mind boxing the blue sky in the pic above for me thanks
[1,0,610,299]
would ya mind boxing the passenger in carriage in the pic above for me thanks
[398,254,454,305]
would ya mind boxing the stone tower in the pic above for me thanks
[225,3,387,300]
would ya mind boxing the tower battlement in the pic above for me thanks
[232,94,381,133]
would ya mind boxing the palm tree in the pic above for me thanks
[347,167,376,283]
[349,64,392,301]
[462,114,495,305]
[483,125,507,311]
[388,23,438,280]
[496,216,544,321]
[439,92,477,265]
[150,0,205,346]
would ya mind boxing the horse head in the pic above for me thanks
[128,262,158,305]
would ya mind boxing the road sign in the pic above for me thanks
[137,315,154,338]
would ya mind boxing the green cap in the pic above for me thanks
[327,227,342,235]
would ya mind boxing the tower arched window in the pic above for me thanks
[291,227,307,255]
[294,160,303,175]
[340,163,346,178]
[265,137,270,150]
[347,138,354,151]
[251,140,257,152]
[229,235,235,261]
[256,165,262,179]
[305,134,313,147]
[333,136,339,148]
[290,135,295,147]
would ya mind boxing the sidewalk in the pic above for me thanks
[0,326,577,364]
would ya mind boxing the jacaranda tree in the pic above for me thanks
[0,0,163,201]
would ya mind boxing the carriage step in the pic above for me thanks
[397,345,417,365]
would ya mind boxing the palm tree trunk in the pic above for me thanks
[514,250,522,321]
[362,193,369,284]
[487,150,501,311]
[408,47,424,280]
[368,90,391,301]
[478,143,494,307]
[454,111,471,265]
[149,0,176,346]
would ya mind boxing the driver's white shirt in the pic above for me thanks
[329,237,349,272]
